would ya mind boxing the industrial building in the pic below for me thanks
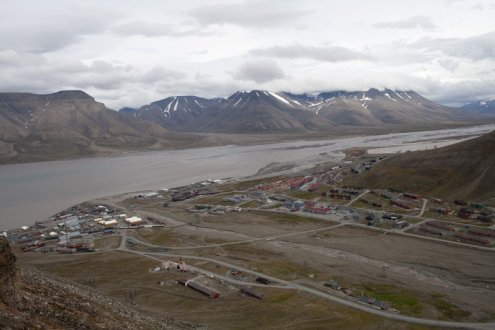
[240,287,264,300]
[177,279,220,299]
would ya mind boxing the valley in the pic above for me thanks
[1,89,491,164]
[8,132,495,329]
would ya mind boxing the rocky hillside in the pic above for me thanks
[122,88,471,133]
[0,91,199,163]
[0,237,192,329]
[344,130,495,202]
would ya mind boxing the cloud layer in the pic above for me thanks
[0,0,494,108]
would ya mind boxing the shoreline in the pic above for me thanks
[1,121,491,166]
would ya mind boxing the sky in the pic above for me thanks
[1,0,494,109]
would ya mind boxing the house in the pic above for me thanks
[240,287,264,300]
[394,220,409,229]
[139,192,160,199]
[324,280,341,290]
[358,295,370,305]
[57,216,80,229]
[103,219,118,227]
[255,277,271,285]
[372,299,390,310]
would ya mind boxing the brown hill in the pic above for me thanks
[0,91,195,163]
[0,238,191,329]
[344,131,495,202]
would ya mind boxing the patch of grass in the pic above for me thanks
[240,200,262,208]
[193,194,237,205]
[403,217,424,224]
[228,176,283,191]
[251,258,321,281]
[360,283,422,316]
[430,293,471,320]
[248,210,331,225]
[286,185,328,200]
[262,202,282,209]
[134,228,186,246]
[352,200,383,210]
[269,292,296,304]
[93,236,121,249]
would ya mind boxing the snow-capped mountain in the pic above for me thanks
[198,90,333,132]
[120,88,468,133]
[120,96,222,129]
[461,99,495,114]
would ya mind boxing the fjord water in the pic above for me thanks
[1,124,494,229]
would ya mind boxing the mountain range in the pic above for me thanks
[462,99,495,115]
[0,91,206,163]
[120,88,470,133]
[0,88,489,163]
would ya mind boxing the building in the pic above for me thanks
[103,219,118,227]
[125,216,143,225]
[394,220,409,229]
[324,280,341,290]
[240,287,264,300]
[57,216,80,229]
[177,279,220,299]
[425,221,454,232]
[255,277,271,285]
[136,192,160,199]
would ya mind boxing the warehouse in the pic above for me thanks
[177,279,220,299]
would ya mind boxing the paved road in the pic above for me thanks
[418,198,428,217]
[346,189,369,206]
[119,238,495,330]
[112,194,495,328]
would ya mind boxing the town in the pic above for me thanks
[7,153,495,328]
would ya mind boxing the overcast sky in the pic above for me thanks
[1,0,494,108]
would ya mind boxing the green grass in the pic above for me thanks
[240,200,262,208]
[251,211,326,225]
[262,202,282,209]
[286,186,327,200]
[430,293,471,320]
[404,217,423,224]
[269,292,296,304]
[360,283,422,316]
[228,176,283,191]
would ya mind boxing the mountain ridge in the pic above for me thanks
[0,90,200,163]
[462,99,495,114]
[121,88,470,133]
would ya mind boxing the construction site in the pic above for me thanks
[10,156,495,329]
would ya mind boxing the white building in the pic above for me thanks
[125,216,143,225]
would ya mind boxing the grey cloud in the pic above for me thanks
[0,11,112,53]
[426,79,495,105]
[412,31,495,61]
[112,21,208,37]
[374,16,436,30]
[231,59,286,83]
[141,66,186,83]
[250,44,372,62]
[0,52,187,99]
[189,1,308,28]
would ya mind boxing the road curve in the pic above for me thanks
[119,234,495,329]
